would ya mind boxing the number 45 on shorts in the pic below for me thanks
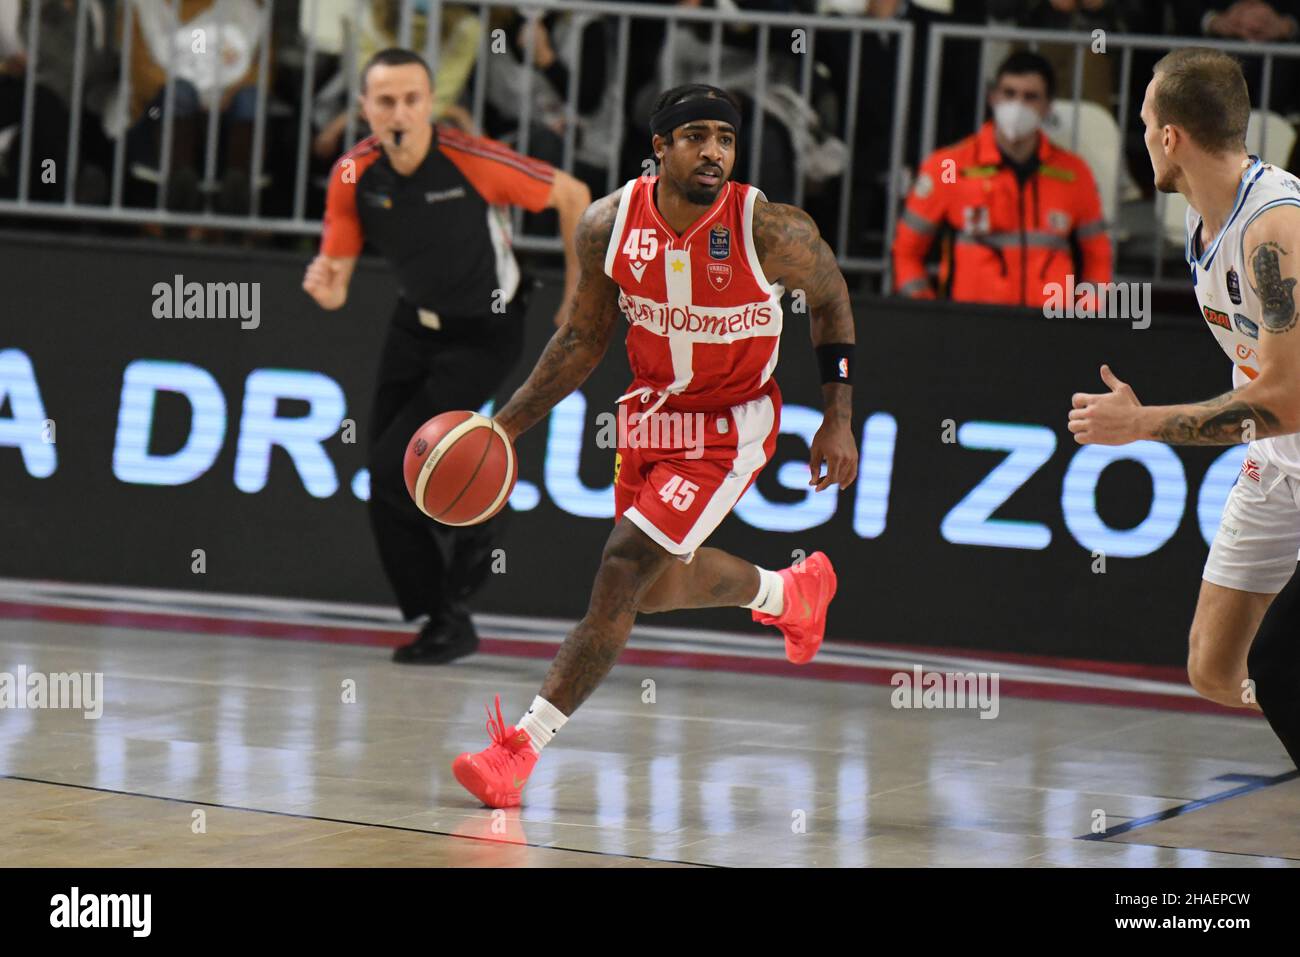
[658,475,700,511]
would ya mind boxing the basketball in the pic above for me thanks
[403,411,517,526]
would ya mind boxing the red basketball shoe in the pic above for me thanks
[751,551,837,664]
[452,695,538,808]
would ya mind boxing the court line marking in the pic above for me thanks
[1019,843,1300,866]
[0,579,1203,693]
[0,773,718,868]
[0,636,799,729]
[3,608,1227,713]
[1076,768,1300,857]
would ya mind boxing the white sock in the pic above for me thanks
[743,566,785,616]
[517,695,568,754]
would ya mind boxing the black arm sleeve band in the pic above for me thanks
[815,343,854,385]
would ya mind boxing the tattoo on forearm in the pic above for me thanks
[822,383,852,420]
[753,201,856,424]
[1154,389,1281,445]
[1249,241,1298,333]
[496,193,621,434]
[753,201,855,344]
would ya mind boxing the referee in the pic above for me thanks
[302,48,590,664]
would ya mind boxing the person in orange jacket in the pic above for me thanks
[893,51,1112,307]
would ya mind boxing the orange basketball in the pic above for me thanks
[403,411,517,526]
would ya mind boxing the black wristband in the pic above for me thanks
[815,343,854,384]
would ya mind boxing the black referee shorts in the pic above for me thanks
[365,292,529,621]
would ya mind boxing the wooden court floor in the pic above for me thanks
[1,616,1297,868]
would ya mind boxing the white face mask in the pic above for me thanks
[993,99,1042,141]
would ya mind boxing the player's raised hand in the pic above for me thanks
[1068,364,1143,445]
[303,255,348,310]
[808,418,858,491]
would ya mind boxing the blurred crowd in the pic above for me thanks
[2,0,1299,299]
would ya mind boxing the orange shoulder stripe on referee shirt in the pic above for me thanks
[320,135,383,258]
[437,125,556,213]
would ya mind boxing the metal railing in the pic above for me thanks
[920,24,1300,291]
[0,0,913,280]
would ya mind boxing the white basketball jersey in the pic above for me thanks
[1187,157,1300,476]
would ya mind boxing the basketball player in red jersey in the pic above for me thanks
[451,85,859,808]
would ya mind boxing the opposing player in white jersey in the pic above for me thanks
[1070,49,1300,767]
[449,85,860,808]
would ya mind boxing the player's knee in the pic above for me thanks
[636,577,674,614]
[591,552,668,622]
[1186,647,1244,706]
[598,526,673,608]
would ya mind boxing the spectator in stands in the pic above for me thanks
[480,8,614,213]
[821,0,985,258]
[628,0,846,206]
[892,51,1111,306]
[1182,1,1300,122]
[1196,0,1299,39]
[987,1,1142,109]
[0,0,114,203]
[122,0,269,214]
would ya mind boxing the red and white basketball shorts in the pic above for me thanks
[614,385,782,562]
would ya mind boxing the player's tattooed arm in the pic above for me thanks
[752,200,859,488]
[752,200,854,418]
[494,190,623,441]
[1074,208,1300,446]
[1072,370,1292,447]
[1150,389,1282,445]
[1249,241,1299,333]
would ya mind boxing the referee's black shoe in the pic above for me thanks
[392,607,479,664]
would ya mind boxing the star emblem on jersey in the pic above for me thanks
[671,259,685,273]
[629,261,648,282]
[706,262,732,290]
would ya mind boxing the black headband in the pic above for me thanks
[650,97,742,138]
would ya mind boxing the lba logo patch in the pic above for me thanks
[1227,266,1242,304]
[706,263,732,290]
[709,224,731,260]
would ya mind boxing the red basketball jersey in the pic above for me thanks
[603,176,784,411]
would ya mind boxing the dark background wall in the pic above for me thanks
[0,231,1246,664]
